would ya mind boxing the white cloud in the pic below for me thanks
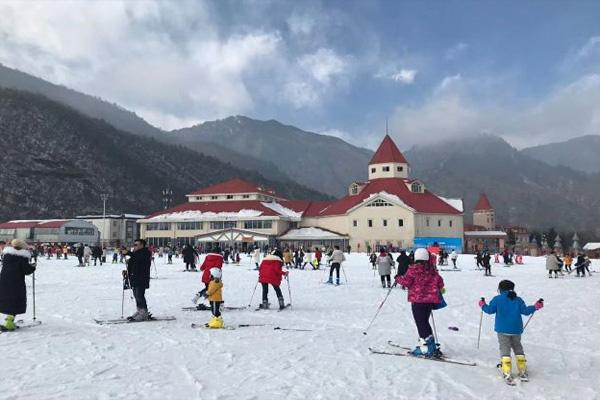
[391,69,417,84]
[298,48,349,85]
[445,42,468,60]
[575,36,600,60]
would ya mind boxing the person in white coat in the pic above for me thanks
[252,247,261,270]
[450,250,458,269]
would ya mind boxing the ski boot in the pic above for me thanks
[131,308,151,322]
[278,297,286,310]
[0,315,15,331]
[335,278,340,286]
[258,301,270,310]
[498,356,515,385]
[516,354,528,381]
[207,316,224,329]
[192,292,202,304]
[327,277,333,284]
[127,308,141,321]
[411,338,430,357]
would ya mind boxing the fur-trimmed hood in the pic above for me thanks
[2,246,31,259]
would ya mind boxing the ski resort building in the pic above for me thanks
[139,135,464,251]
[0,219,99,244]
[75,214,145,246]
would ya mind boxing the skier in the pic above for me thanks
[483,251,492,276]
[449,250,458,269]
[205,268,224,329]
[92,245,103,266]
[182,244,198,271]
[112,247,118,264]
[479,280,543,383]
[258,250,288,310]
[194,252,224,310]
[327,245,345,285]
[314,247,322,268]
[0,239,36,331]
[252,246,261,270]
[396,248,445,357]
[223,248,231,264]
[395,250,410,278]
[574,253,590,277]
[563,253,573,273]
[76,244,84,267]
[377,249,393,288]
[123,239,152,321]
[475,251,483,269]
[167,247,174,264]
[546,250,562,278]
[369,251,377,270]
[83,244,92,266]
[283,248,293,267]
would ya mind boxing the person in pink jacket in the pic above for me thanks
[396,248,445,358]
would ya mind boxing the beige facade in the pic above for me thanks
[473,210,495,230]
[368,162,408,180]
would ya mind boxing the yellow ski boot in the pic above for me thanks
[207,316,224,329]
[516,354,528,381]
[498,356,515,385]
[1,315,16,331]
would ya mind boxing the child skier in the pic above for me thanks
[479,280,543,383]
[369,251,377,270]
[396,248,445,357]
[0,239,36,331]
[193,253,224,310]
[258,250,288,310]
[205,268,224,329]
[377,249,393,288]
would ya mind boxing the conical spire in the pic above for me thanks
[369,135,408,165]
[474,193,493,211]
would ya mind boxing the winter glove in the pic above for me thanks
[534,299,544,310]
[394,275,403,285]
[440,287,446,294]
[478,298,486,308]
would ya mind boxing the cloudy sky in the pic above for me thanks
[1,0,600,149]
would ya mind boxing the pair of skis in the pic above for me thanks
[0,320,42,333]
[94,316,176,325]
[254,303,291,312]
[191,323,311,331]
[369,341,476,366]
[182,306,246,312]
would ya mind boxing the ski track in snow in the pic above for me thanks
[1,255,600,400]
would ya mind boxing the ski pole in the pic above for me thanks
[523,298,543,332]
[363,283,396,335]
[286,273,292,308]
[32,270,36,321]
[341,264,349,284]
[430,311,438,343]
[248,280,259,308]
[477,297,484,349]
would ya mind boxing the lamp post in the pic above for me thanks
[100,194,109,246]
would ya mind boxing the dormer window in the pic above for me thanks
[397,166,403,172]
[371,167,376,173]
[411,182,422,193]
[226,195,234,199]
[351,185,358,195]
[382,166,390,172]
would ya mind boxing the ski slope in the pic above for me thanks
[1,254,599,400]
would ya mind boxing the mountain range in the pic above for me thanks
[1,63,600,235]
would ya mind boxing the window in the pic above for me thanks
[243,220,273,229]
[371,167,376,173]
[242,194,250,199]
[438,220,442,227]
[353,220,357,227]
[368,219,373,228]
[0,229,14,235]
[195,196,201,200]
[382,166,390,172]
[397,166,403,172]
[425,218,430,227]
[146,223,171,231]
[211,196,218,200]
[383,219,388,227]
[398,219,404,227]
[449,220,453,227]
[177,222,204,230]
[366,199,393,207]
[411,182,422,193]
[209,221,237,230]
[226,195,234,199]
[64,227,96,236]
[351,184,358,195]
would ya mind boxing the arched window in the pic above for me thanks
[366,199,393,207]
[411,182,422,193]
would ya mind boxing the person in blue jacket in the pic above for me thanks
[479,280,543,382]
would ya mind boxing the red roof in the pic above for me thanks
[474,193,493,211]
[36,220,69,228]
[369,135,408,165]
[188,178,278,197]
[145,201,283,219]
[0,220,68,229]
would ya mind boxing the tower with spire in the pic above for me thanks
[473,193,495,230]
[368,134,409,180]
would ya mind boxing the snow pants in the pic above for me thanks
[380,274,391,287]
[261,283,283,301]
[132,287,147,310]
[329,262,340,279]
[411,303,435,339]
[497,333,524,357]
[210,301,221,317]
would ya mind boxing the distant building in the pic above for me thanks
[139,134,465,252]
[75,214,145,246]
[0,219,99,244]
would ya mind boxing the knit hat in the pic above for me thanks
[11,239,28,250]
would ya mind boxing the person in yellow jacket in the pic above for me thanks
[563,254,573,272]
[205,268,224,328]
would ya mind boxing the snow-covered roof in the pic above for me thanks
[76,214,146,219]
[464,230,507,237]
[439,196,464,213]
[278,227,348,240]
[583,242,600,250]
[261,202,302,220]
[147,209,264,221]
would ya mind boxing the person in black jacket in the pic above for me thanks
[76,244,84,267]
[0,239,36,331]
[395,250,411,277]
[182,244,198,271]
[123,239,152,321]
[92,245,103,266]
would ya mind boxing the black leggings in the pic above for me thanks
[185,262,194,270]
[132,287,147,310]
[411,303,435,339]
[210,301,221,317]
[380,275,391,285]
[549,270,559,277]
[330,263,340,278]
[261,283,283,301]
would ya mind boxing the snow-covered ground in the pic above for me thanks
[2,254,600,400]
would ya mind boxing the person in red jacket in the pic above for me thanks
[396,248,445,358]
[192,253,224,310]
[258,250,288,310]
